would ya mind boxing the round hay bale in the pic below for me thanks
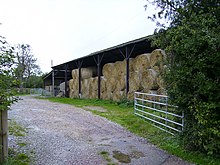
[69,89,78,98]
[105,77,117,93]
[120,58,135,74]
[102,63,115,78]
[114,61,124,76]
[81,67,97,79]
[71,78,79,91]
[71,69,78,79]
[157,88,167,95]
[127,91,134,100]
[72,67,97,80]
[141,69,159,90]
[100,76,107,92]
[101,91,113,100]
[101,91,107,100]
[81,79,90,98]
[115,58,134,76]
[133,53,151,71]
[129,71,143,92]
[91,90,98,99]
[112,90,125,102]
[150,49,166,68]
[69,79,74,90]
[115,75,126,91]
[156,76,166,89]
[89,77,98,91]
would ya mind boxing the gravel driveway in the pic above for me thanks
[9,96,191,165]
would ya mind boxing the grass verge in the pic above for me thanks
[4,120,31,165]
[43,97,219,165]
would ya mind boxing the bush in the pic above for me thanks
[148,0,220,156]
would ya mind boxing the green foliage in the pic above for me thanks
[23,75,43,88]
[147,0,220,155]
[9,120,27,137]
[0,36,17,110]
[14,44,42,89]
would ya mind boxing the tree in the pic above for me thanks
[24,75,43,88]
[146,0,220,155]
[0,35,17,163]
[14,44,42,88]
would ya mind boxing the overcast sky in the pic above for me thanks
[0,0,157,73]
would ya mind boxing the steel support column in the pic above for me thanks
[76,60,83,98]
[64,64,68,97]
[52,69,55,96]
[93,54,104,99]
[119,45,135,96]
[125,48,129,94]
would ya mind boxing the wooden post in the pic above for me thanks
[0,110,8,163]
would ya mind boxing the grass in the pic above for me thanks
[8,120,27,137]
[99,151,111,162]
[42,97,220,165]
[4,120,31,165]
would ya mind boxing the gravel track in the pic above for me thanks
[9,96,191,165]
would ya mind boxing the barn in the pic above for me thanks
[43,35,166,101]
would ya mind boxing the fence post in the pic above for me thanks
[0,110,8,163]
[165,96,168,125]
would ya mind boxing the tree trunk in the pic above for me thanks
[0,110,8,163]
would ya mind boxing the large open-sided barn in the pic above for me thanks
[43,35,167,101]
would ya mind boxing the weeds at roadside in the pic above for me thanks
[4,120,32,165]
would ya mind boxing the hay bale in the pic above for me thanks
[120,58,135,74]
[114,61,124,76]
[157,88,167,95]
[101,91,113,100]
[150,49,166,68]
[69,79,74,90]
[112,90,126,102]
[102,63,115,78]
[71,69,78,79]
[102,59,134,79]
[69,89,78,98]
[80,76,107,99]
[69,78,79,91]
[127,91,134,100]
[115,75,126,91]
[72,67,97,80]
[156,76,166,89]
[133,53,151,71]
[81,79,90,98]
[101,91,107,100]
[129,71,143,92]
[99,76,107,93]
[141,69,159,90]
[105,77,117,93]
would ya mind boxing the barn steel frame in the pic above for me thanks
[43,35,155,98]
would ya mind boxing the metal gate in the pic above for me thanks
[134,92,184,135]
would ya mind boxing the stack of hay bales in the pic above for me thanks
[69,49,167,101]
[101,58,135,101]
[101,49,167,101]
[69,67,97,98]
